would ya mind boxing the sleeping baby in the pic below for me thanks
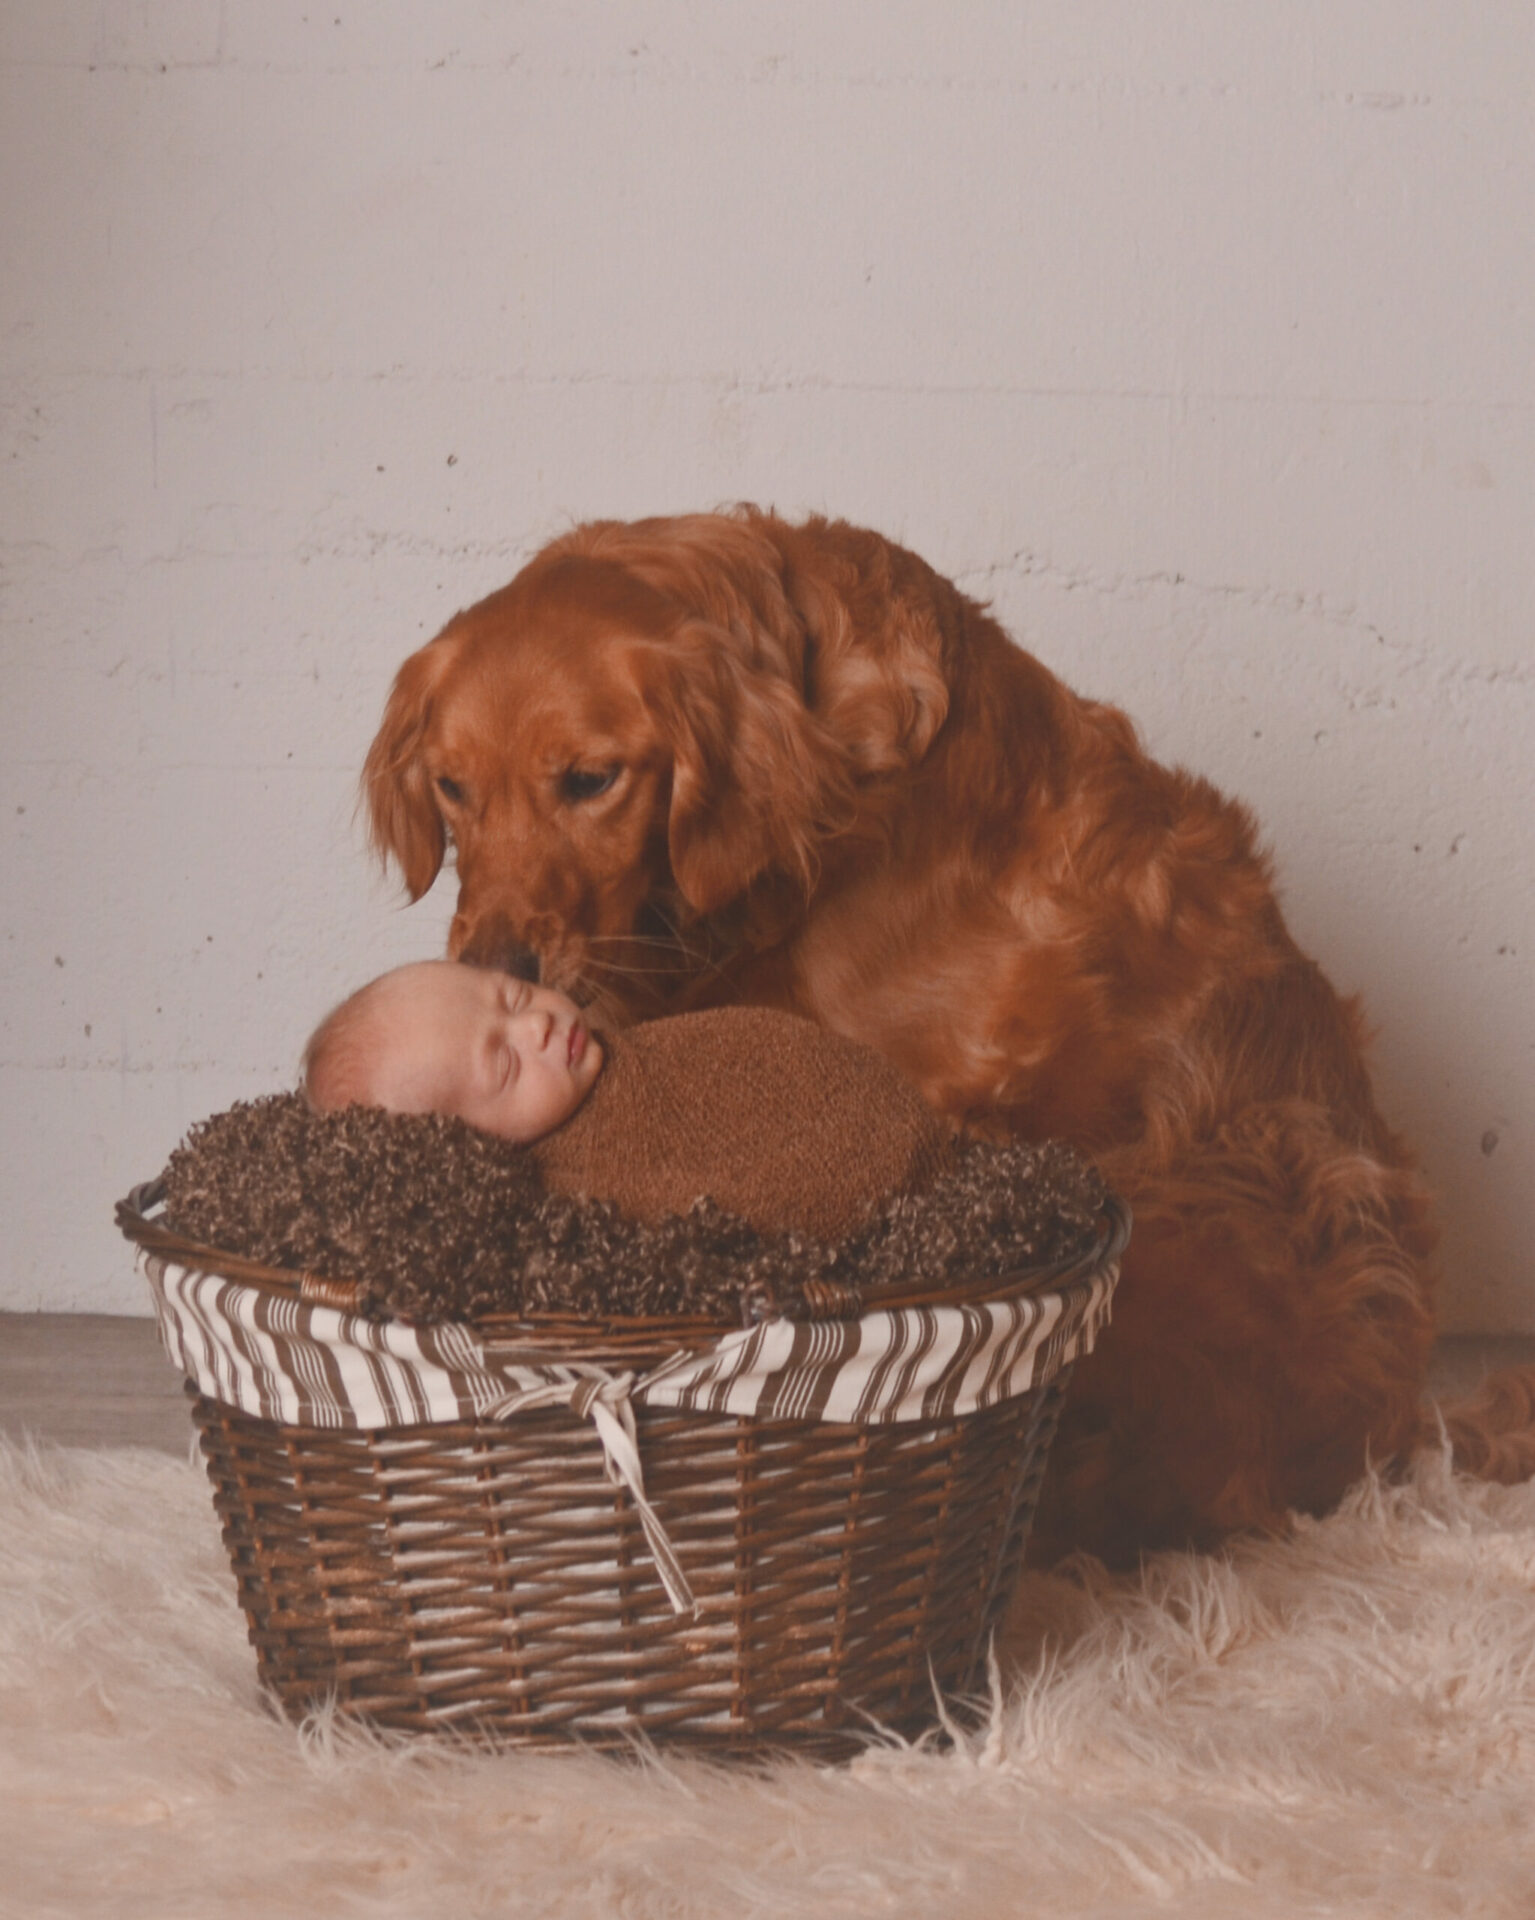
[302,960,950,1241]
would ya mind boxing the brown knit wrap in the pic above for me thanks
[532,1006,951,1240]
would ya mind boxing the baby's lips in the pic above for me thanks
[568,1020,588,1067]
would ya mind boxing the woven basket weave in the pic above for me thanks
[117,1182,1127,1757]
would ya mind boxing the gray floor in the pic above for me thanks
[0,1313,193,1453]
[2,1310,1532,1456]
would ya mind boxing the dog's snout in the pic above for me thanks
[455,922,542,983]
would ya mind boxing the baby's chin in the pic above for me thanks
[568,1042,605,1118]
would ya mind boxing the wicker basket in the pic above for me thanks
[117,1182,1127,1757]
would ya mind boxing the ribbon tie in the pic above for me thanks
[480,1364,699,1618]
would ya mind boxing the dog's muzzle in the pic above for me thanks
[453,918,542,982]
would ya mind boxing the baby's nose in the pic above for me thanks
[518,1006,555,1049]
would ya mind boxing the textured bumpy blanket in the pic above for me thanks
[159,1007,1110,1326]
[3,1436,1533,1919]
[533,1006,950,1238]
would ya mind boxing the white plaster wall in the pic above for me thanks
[2,4,1531,1329]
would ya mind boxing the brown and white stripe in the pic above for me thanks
[143,1251,1117,1435]
[143,1249,1114,1617]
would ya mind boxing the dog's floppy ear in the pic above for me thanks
[362,630,461,900]
[647,627,855,917]
[781,525,952,777]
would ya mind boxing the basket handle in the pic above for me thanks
[741,1276,864,1323]
[115,1183,365,1312]
[117,1181,1128,1331]
[122,1177,166,1217]
[740,1193,1131,1324]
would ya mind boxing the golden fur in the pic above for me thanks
[365,507,1531,1562]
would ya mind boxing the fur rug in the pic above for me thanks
[3,1437,1533,1919]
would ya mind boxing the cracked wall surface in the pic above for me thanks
[2,3,1532,1328]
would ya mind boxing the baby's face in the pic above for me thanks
[364,961,603,1142]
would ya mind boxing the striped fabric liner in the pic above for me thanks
[141,1250,1117,1433]
[144,1249,1116,1617]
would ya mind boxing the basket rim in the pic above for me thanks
[116,1176,1130,1349]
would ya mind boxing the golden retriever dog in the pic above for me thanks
[364,507,1533,1563]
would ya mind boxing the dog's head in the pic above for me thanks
[363,511,951,1023]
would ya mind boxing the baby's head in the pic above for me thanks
[302,960,604,1143]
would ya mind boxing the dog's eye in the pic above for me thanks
[559,765,620,804]
[436,775,464,805]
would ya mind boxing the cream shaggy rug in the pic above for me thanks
[2,1437,1533,1920]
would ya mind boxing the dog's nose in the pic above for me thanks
[456,925,541,982]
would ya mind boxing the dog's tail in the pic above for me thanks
[1432,1364,1535,1484]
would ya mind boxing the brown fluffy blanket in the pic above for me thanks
[533,1006,949,1240]
[159,1008,1109,1326]
[161,1099,1106,1326]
